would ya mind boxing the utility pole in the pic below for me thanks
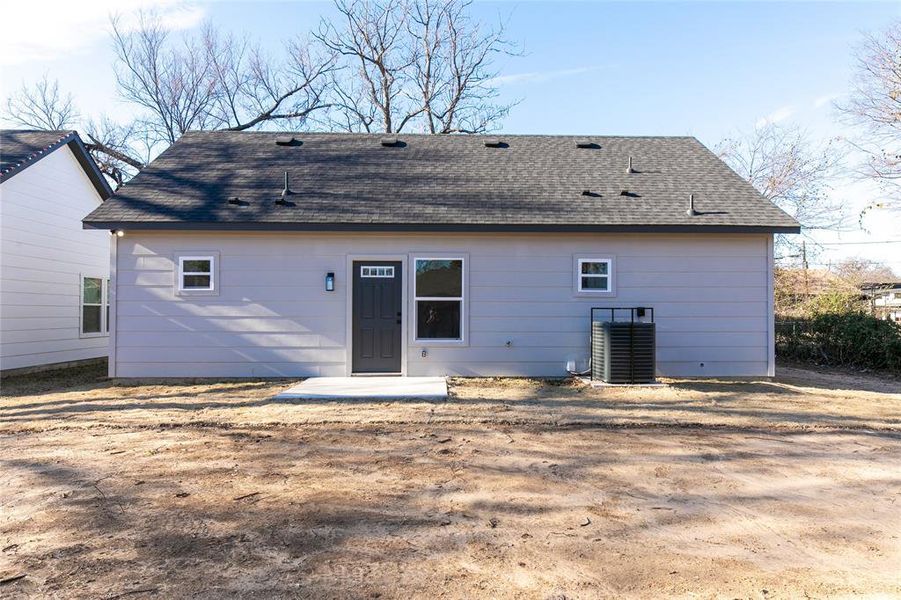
[802,241,809,297]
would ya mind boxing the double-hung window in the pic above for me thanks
[81,276,109,336]
[414,258,464,341]
[577,258,613,293]
[178,256,215,292]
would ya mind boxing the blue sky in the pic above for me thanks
[2,1,899,268]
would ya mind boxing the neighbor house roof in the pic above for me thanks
[83,131,799,233]
[0,130,113,199]
[861,281,901,291]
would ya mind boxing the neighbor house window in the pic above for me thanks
[415,258,464,341]
[81,276,109,336]
[577,258,613,293]
[178,256,215,291]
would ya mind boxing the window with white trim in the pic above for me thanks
[578,258,612,292]
[178,256,215,291]
[81,276,109,335]
[414,258,464,341]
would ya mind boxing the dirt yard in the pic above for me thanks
[1,365,899,599]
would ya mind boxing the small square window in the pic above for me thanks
[577,259,613,293]
[178,256,215,291]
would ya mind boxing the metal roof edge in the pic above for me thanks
[83,220,802,234]
[66,134,115,200]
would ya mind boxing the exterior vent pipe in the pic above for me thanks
[626,156,634,174]
[687,193,697,216]
[276,171,292,205]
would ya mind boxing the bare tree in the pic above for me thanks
[836,20,901,200]
[834,257,898,285]
[111,11,336,145]
[316,0,516,133]
[201,25,336,131]
[5,3,516,187]
[408,0,516,134]
[717,123,845,260]
[316,0,418,132]
[5,13,335,187]
[3,76,145,185]
[4,75,79,130]
[83,117,150,187]
[110,12,219,145]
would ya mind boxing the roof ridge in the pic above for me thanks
[0,128,74,135]
[180,130,698,140]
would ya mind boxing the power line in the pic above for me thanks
[816,240,901,246]
[779,256,901,265]
[802,261,901,267]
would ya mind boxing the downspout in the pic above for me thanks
[766,234,775,377]
[108,231,118,378]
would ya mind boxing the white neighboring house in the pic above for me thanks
[863,282,901,322]
[1,130,114,373]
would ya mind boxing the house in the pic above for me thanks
[1,130,114,373]
[861,282,901,322]
[82,132,799,379]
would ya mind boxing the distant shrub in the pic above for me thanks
[805,291,868,316]
[776,311,901,374]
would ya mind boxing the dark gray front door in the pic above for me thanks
[352,261,403,373]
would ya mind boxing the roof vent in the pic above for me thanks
[576,140,600,149]
[581,190,601,197]
[484,139,507,148]
[381,136,399,147]
[275,136,302,147]
[620,190,640,198]
[687,193,697,216]
[227,197,248,206]
[275,171,294,206]
[626,156,635,174]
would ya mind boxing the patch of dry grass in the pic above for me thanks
[1,365,900,598]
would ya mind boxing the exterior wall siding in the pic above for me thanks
[0,146,110,370]
[112,232,773,378]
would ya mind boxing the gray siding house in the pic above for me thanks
[83,132,798,379]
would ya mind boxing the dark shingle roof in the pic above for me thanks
[1,130,113,199]
[83,131,799,232]
[1,130,73,177]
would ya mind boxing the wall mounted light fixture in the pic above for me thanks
[325,272,335,292]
